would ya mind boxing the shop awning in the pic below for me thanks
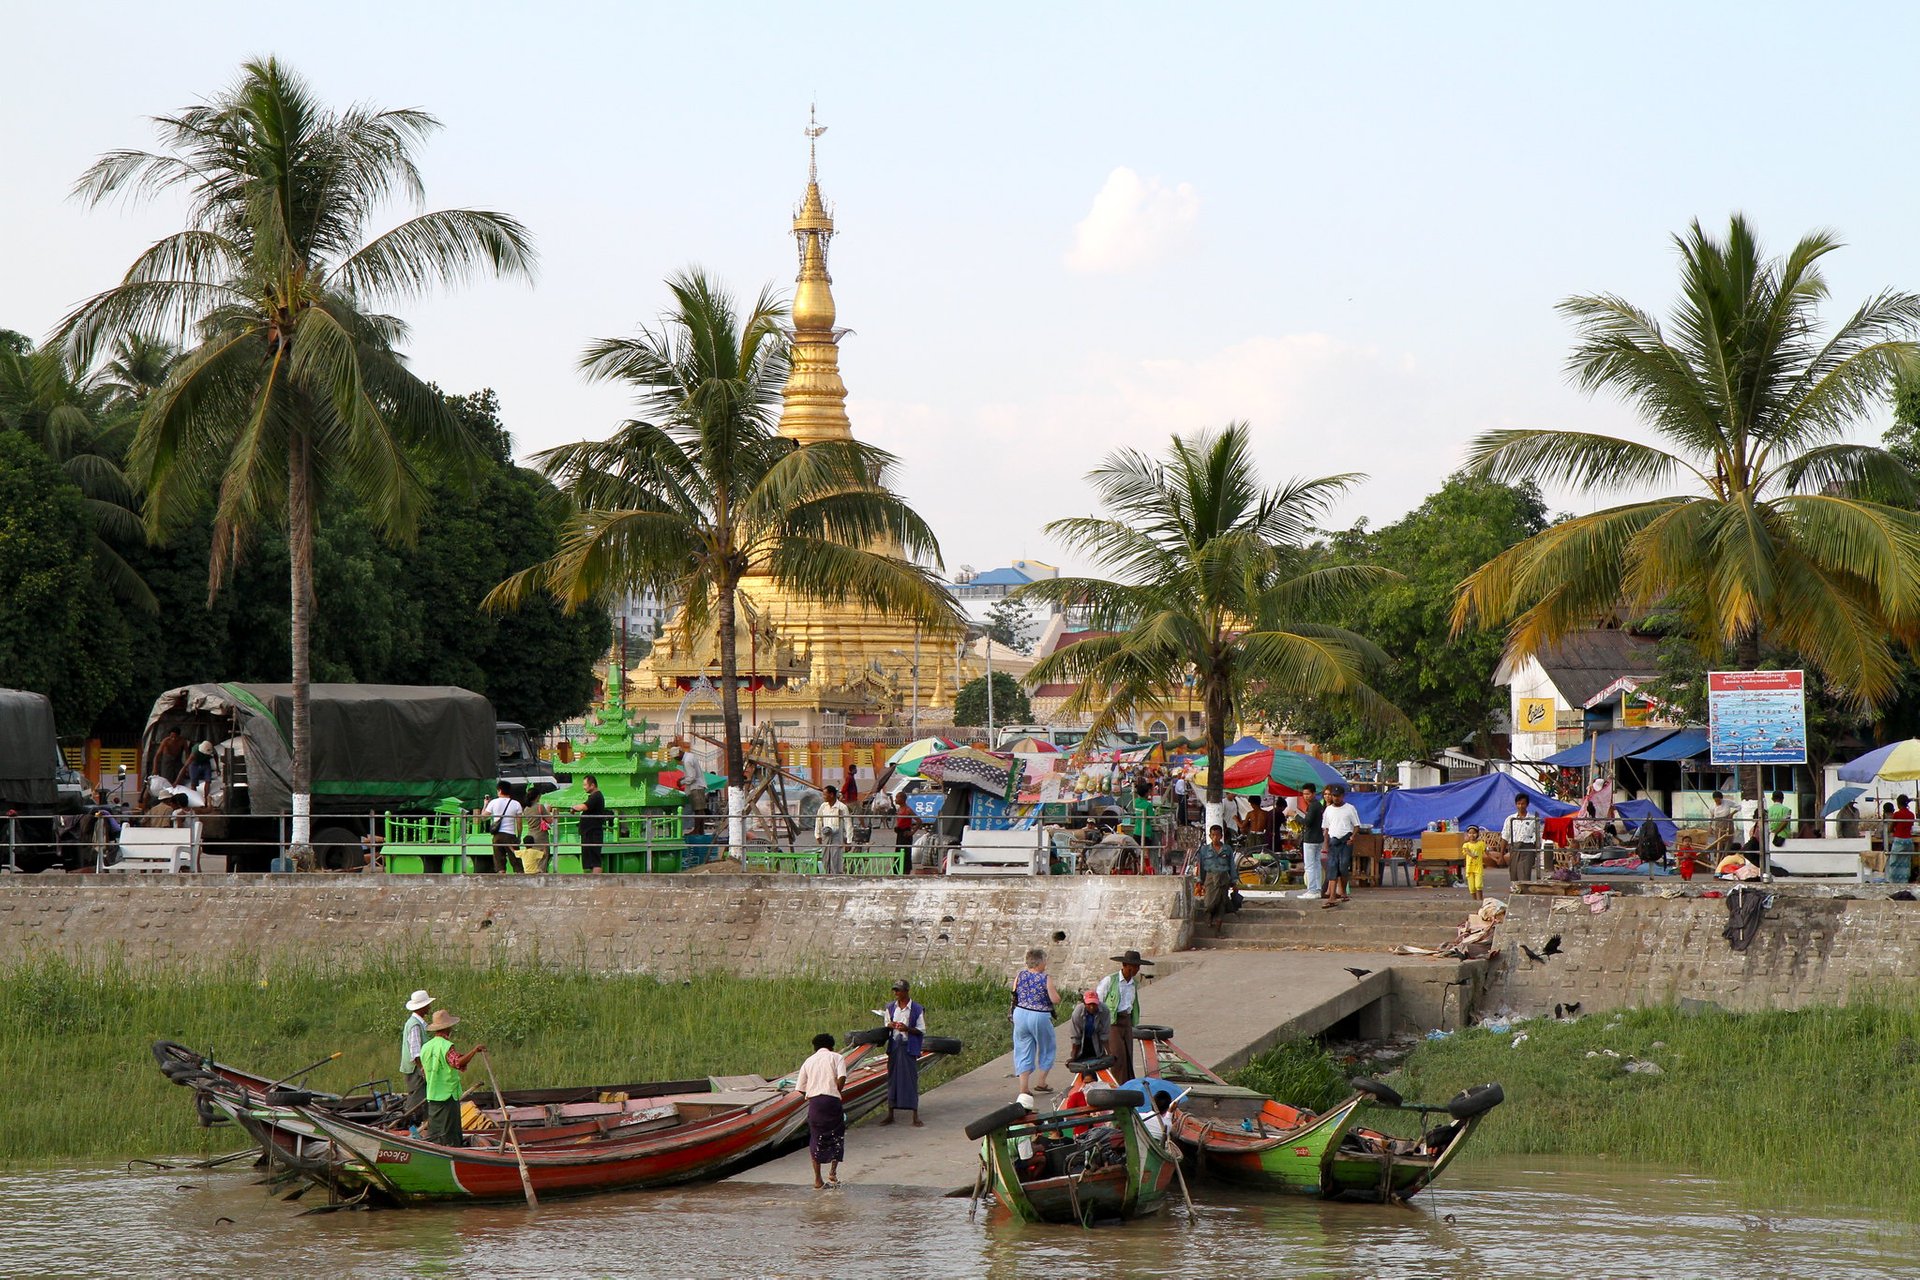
[1626,728,1710,761]
[1538,727,1677,767]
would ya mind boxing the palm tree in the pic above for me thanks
[59,58,535,861]
[1019,424,1403,826]
[0,338,154,608]
[1453,215,1920,706]
[488,271,958,852]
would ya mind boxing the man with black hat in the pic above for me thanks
[880,978,927,1127]
[1095,950,1153,1082]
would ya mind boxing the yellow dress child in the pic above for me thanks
[1461,835,1487,900]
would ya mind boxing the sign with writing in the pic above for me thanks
[1708,670,1807,765]
[1516,698,1556,733]
[1622,698,1657,728]
[905,793,945,820]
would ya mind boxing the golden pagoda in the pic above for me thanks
[626,111,966,742]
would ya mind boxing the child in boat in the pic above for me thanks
[1461,826,1487,902]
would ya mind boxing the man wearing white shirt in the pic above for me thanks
[1320,784,1361,908]
[480,782,522,874]
[814,785,852,874]
[1502,794,1543,884]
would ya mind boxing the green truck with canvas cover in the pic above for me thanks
[141,683,497,870]
[0,687,87,869]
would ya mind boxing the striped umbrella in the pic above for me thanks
[886,736,957,778]
[1838,740,1920,782]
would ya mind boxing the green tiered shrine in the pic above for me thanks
[544,654,687,872]
[379,652,687,874]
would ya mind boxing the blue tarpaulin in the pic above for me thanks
[1614,798,1677,844]
[1345,773,1576,839]
[1538,728,1677,767]
[1627,728,1711,761]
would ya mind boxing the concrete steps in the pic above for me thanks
[1201,890,1479,953]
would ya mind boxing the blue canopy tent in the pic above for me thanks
[1626,728,1710,762]
[1224,734,1268,755]
[1347,773,1576,839]
[1538,727,1678,767]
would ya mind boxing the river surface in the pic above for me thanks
[3,1155,1913,1279]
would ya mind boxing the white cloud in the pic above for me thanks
[1063,167,1199,274]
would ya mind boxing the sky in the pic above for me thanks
[7,2,1920,578]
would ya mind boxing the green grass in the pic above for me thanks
[1398,998,1920,1216]
[1230,1039,1352,1113]
[0,952,1012,1166]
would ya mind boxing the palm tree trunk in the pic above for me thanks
[1202,672,1230,836]
[716,578,748,854]
[1734,627,1762,850]
[287,430,314,867]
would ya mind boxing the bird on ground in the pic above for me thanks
[1343,967,1373,979]
[1542,935,1563,956]
[1521,944,1546,965]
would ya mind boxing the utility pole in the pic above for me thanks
[910,626,920,739]
[986,634,996,741]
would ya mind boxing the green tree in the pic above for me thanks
[1019,424,1403,821]
[0,337,154,608]
[1252,474,1547,759]
[489,272,956,851]
[1455,215,1920,707]
[0,433,132,729]
[953,672,1030,728]
[982,597,1035,654]
[62,59,534,856]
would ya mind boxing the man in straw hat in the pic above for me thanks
[399,989,435,1107]
[1095,950,1154,1082]
[419,1009,486,1147]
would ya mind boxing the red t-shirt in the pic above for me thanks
[1893,808,1914,840]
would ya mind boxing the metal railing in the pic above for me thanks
[5,804,1219,880]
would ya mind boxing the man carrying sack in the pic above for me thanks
[1096,950,1152,1083]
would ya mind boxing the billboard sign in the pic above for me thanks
[1516,697,1555,733]
[1707,670,1807,766]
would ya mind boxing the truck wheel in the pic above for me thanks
[1351,1077,1403,1108]
[311,825,363,871]
[964,1103,1032,1140]
[1447,1083,1505,1120]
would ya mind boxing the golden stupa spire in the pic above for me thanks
[777,104,854,444]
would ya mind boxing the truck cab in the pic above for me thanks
[496,722,558,797]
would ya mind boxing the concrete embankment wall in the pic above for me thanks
[1491,885,1920,1016]
[0,875,1192,981]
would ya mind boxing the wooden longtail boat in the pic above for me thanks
[1128,1032,1504,1202]
[251,1030,955,1207]
[964,1086,1179,1225]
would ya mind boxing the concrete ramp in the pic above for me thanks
[729,948,1422,1192]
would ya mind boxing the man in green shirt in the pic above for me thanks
[1767,791,1794,845]
[419,1009,485,1148]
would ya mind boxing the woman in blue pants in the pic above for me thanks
[1010,947,1062,1095]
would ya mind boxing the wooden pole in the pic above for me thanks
[480,1048,538,1208]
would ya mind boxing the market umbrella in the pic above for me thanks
[917,747,1026,801]
[1823,785,1867,818]
[1003,735,1059,754]
[1268,749,1344,790]
[1192,748,1276,794]
[1838,740,1920,783]
[887,736,957,777]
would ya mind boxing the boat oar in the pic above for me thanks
[479,1048,538,1209]
[267,1051,342,1090]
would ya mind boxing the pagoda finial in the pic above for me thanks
[779,106,853,444]
[805,102,826,184]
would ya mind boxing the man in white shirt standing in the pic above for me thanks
[814,785,852,874]
[1502,793,1543,884]
[479,782,522,874]
[1320,784,1361,908]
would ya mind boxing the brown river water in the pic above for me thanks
[3,1155,1913,1279]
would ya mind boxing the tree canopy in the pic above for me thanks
[953,671,1030,728]
[1455,215,1920,707]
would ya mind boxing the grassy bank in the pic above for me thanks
[1397,999,1920,1216]
[0,953,1012,1166]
